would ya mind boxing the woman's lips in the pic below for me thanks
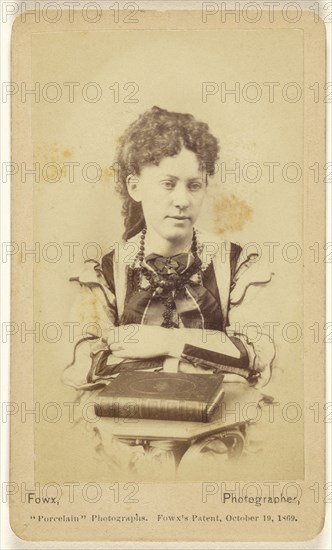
[166,216,190,220]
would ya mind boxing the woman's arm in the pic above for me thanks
[108,325,241,359]
[108,322,274,386]
[108,324,254,378]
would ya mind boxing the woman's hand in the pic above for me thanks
[107,324,183,359]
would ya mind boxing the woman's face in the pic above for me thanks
[128,148,207,243]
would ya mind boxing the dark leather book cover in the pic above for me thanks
[94,370,224,422]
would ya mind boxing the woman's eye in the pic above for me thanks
[188,182,203,191]
[161,180,175,189]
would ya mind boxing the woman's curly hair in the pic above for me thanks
[115,106,220,239]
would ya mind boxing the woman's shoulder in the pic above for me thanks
[197,229,273,291]
[100,249,115,292]
[101,234,140,291]
[101,247,116,269]
[196,229,242,266]
[101,233,140,268]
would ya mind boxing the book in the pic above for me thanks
[94,370,224,422]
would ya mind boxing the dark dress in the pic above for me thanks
[101,243,242,331]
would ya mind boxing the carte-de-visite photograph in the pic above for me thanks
[10,6,326,543]
[62,103,278,481]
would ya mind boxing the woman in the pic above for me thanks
[63,106,275,476]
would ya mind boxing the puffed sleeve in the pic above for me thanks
[226,249,276,387]
[61,252,122,390]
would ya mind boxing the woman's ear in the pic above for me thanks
[126,174,141,202]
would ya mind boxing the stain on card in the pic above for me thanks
[213,193,252,234]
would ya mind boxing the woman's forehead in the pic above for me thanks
[142,148,202,178]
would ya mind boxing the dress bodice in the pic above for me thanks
[101,241,243,331]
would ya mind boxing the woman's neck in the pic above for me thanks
[144,227,193,256]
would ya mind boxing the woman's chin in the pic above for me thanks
[162,217,193,236]
[163,226,193,243]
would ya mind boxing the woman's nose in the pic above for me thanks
[172,182,190,208]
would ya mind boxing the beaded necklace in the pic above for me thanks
[130,227,203,328]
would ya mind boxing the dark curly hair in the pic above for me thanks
[115,106,220,239]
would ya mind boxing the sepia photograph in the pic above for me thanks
[61,103,277,480]
[6,2,327,544]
